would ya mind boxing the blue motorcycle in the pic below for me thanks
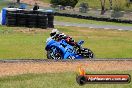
[45,37,94,60]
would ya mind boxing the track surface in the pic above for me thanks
[0,58,132,63]
[55,21,132,30]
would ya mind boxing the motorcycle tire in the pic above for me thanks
[85,48,95,59]
[47,50,52,59]
[47,47,62,60]
[78,48,95,59]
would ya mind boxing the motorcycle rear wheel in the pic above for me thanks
[86,49,95,59]
[78,48,95,59]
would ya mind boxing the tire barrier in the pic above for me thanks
[5,9,54,28]
[37,14,48,29]
[6,12,17,26]
[6,19,16,26]
[54,12,132,24]
[48,21,54,28]
[47,12,54,28]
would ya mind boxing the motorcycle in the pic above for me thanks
[45,37,94,60]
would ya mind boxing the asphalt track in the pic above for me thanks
[54,21,132,30]
[0,58,132,63]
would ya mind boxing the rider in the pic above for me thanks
[50,29,80,48]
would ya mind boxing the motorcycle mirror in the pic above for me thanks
[77,40,84,46]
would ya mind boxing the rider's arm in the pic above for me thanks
[52,34,59,40]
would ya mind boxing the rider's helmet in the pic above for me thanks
[50,29,59,37]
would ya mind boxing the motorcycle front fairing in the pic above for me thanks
[45,38,83,59]
[47,39,75,59]
[46,39,66,58]
[45,40,56,50]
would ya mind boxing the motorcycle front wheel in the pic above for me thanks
[47,47,62,60]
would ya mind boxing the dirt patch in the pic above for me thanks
[13,27,52,33]
[0,61,132,77]
[21,0,50,7]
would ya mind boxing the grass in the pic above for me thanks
[0,26,49,59]
[40,0,50,3]
[40,0,132,11]
[76,0,132,11]
[55,16,132,26]
[0,25,132,59]
[0,1,10,10]
[0,70,131,88]
[0,0,131,11]
[0,1,131,27]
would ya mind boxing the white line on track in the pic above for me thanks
[0,59,132,63]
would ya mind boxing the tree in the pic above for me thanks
[17,0,20,3]
[79,2,89,13]
[50,0,79,8]
[100,0,106,15]
[109,0,113,10]
[126,0,132,8]
[128,0,132,3]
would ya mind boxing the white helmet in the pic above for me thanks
[50,29,59,37]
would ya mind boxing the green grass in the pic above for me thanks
[0,1,10,10]
[0,25,132,59]
[0,70,132,88]
[76,0,132,11]
[57,26,132,58]
[55,16,132,26]
[40,0,50,3]
[0,26,49,59]
[0,0,131,11]
[81,0,130,11]
[40,0,132,11]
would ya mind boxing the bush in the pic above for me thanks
[50,0,79,7]
[80,2,89,9]
[79,2,89,13]
[111,6,124,18]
